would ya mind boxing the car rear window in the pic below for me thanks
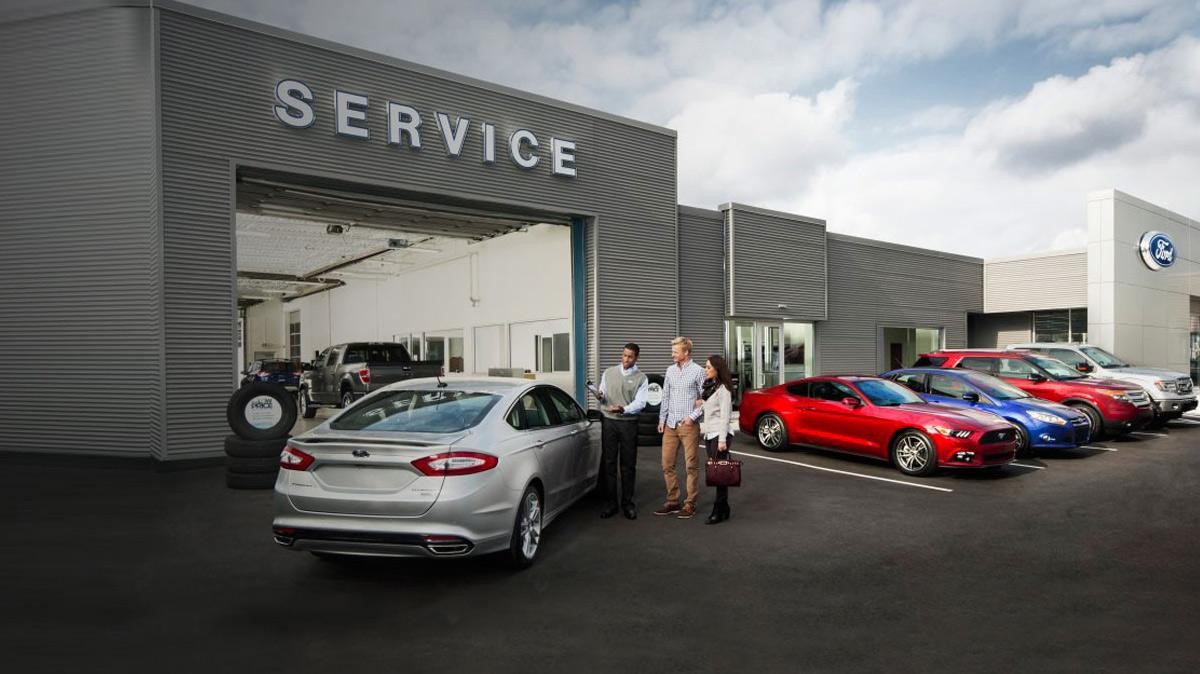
[261,361,292,374]
[331,390,499,433]
[343,344,412,364]
[912,356,946,367]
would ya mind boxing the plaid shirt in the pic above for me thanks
[659,359,707,428]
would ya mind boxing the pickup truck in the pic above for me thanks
[298,342,443,418]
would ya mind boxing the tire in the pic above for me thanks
[299,388,317,419]
[1013,424,1031,458]
[755,413,788,452]
[1146,415,1170,429]
[227,382,297,441]
[340,389,356,409]
[1069,403,1104,441]
[890,429,938,477]
[225,470,278,490]
[637,420,660,435]
[505,485,543,570]
[223,434,288,458]
[226,455,282,474]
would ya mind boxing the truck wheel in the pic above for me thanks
[340,389,355,409]
[299,388,317,419]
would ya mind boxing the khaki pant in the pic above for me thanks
[661,422,701,506]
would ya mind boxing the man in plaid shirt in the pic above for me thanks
[654,336,707,519]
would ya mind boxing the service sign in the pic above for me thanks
[272,79,577,178]
[1138,231,1176,271]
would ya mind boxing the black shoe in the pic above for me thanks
[600,506,619,519]
[622,505,637,520]
[705,508,730,525]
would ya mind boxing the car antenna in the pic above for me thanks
[436,373,448,388]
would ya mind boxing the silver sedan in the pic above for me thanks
[271,377,600,568]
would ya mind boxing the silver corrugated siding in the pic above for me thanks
[816,235,983,374]
[0,7,163,458]
[678,206,725,359]
[984,251,1087,313]
[968,312,1033,348]
[156,7,677,456]
[724,204,826,320]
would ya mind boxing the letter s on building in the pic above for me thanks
[274,80,315,128]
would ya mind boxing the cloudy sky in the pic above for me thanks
[186,0,1200,258]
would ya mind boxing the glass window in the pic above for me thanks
[545,388,584,424]
[448,337,465,374]
[958,357,996,373]
[892,372,927,393]
[288,311,301,363]
[1080,347,1130,368]
[995,357,1037,377]
[509,392,552,430]
[1026,354,1085,380]
[330,390,499,433]
[324,347,341,368]
[552,333,570,373]
[929,374,973,399]
[856,379,924,406]
[343,344,412,364]
[785,382,810,397]
[810,380,858,402]
[961,371,1029,399]
[1033,310,1070,343]
[538,336,553,373]
[1048,348,1088,368]
[783,322,813,382]
[1069,308,1088,342]
[913,356,947,367]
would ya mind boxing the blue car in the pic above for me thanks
[881,367,1091,456]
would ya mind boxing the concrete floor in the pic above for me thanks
[4,419,1200,672]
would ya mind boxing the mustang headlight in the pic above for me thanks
[931,425,973,439]
[1028,411,1067,426]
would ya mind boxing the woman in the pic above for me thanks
[698,354,735,525]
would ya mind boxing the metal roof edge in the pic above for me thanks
[677,204,723,220]
[717,202,826,227]
[825,232,983,264]
[984,248,1087,264]
[151,0,676,138]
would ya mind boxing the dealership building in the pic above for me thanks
[2,1,1197,462]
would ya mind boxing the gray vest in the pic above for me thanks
[601,365,647,419]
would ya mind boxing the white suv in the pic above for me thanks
[1007,343,1196,424]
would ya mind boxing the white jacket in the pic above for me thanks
[698,384,733,440]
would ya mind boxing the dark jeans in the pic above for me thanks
[601,416,638,508]
[706,436,729,509]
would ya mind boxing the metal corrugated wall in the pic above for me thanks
[678,206,725,359]
[725,204,827,320]
[968,312,1033,348]
[156,6,677,457]
[816,235,983,374]
[984,251,1087,313]
[0,8,163,459]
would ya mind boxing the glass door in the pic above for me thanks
[727,320,755,403]
[759,324,781,388]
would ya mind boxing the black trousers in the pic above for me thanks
[706,436,730,509]
[601,416,638,508]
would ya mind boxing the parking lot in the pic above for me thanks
[4,415,1200,673]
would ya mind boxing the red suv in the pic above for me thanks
[916,350,1153,438]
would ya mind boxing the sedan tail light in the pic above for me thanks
[413,451,498,476]
[280,445,315,471]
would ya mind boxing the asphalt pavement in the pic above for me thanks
[3,418,1199,673]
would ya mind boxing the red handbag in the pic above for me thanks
[705,456,742,487]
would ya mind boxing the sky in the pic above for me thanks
[185,0,1200,258]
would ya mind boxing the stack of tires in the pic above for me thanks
[637,374,665,447]
[224,382,298,490]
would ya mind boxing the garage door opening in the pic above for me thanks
[233,168,583,407]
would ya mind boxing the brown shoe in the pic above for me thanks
[676,503,696,519]
[653,502,681,516]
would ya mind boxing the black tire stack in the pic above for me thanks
[637,374,665,447]
[225,382,298,489]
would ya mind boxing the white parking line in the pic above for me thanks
[1130,431,1169,438]
[730,450,953,493]
[1079,445,1118,452]
[1169,419,1200,425]
[1009,462,1045,470]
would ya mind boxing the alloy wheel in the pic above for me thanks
[894,435,931,472]
[757,415,784,450]
[520,491,542,560]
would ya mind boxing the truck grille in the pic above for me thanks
[1178,378,1194,394]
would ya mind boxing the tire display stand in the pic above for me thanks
[224,382,298,489]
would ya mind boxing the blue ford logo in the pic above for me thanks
[1138,231,1176,270]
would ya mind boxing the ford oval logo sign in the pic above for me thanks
[1138,231,1176,270]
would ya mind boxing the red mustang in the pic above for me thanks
[737,376,1019,476]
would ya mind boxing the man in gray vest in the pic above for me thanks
[593,342,649,520]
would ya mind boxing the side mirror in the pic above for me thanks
[962,392,980,404]
[314,350,321,360]
[841,397,862,408]
[300,362,313,372]
[1076,363,1093,373]
[586,409,603,422]
[1029,372,1047,383]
